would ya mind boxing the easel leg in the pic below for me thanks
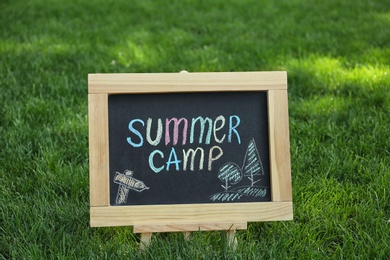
[226,230,237,251]
[140,232,152,251]
[184,231,191,240]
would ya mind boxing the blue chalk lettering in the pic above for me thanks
[228,115,241,144]
[166,147,181,171]
[127,119,144,147]
[149,150,164,173]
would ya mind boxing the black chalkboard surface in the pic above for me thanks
[108,91,270,206]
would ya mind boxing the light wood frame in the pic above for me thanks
[88,71,293,230]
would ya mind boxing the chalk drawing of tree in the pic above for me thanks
[242,138,264,186]
[218,162,242,191]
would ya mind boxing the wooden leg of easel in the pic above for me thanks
[227,230,237,251]
[140,232,152,251]
[184,231,191,240]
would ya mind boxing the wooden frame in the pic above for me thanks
[88,71,292,230]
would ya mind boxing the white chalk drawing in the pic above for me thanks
[113,169,149,204]
[210,138,267,202]
[218,162,242,191]
[243,138,264,186]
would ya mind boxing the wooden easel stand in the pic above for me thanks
[135,222,247,250]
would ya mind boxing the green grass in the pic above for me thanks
[1,0,389,258]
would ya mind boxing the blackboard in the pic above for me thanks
[88,72,293,229]
[108,92,271,206]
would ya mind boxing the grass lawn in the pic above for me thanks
[1,0,389,258]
